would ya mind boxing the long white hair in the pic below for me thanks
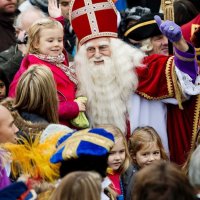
[75,38,144,134]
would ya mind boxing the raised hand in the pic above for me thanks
[48,0,62,18]
[154,15,182,43]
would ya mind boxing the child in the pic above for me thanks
[9,16,86,128]
[132,160,196,200]
[0,69,8,102]
[49,171,102,200]
[128,126,168,169]
[99,124,133,200]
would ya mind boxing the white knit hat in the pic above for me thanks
[40,124,73,143]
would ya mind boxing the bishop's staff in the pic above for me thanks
[161,0,174,55]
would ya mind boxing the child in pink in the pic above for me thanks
[9,15,86,127]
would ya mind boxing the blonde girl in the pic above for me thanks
[14,64,59,123]
[98,124,133,200]
[9,15,86,128]
[128,126,168,169]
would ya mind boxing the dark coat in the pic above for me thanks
[0,13,16,52]
[121,164,139,200]
[0,45,23,85]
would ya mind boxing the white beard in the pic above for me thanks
[75,38,144,134]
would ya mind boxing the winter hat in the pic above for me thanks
[30,0,48,14]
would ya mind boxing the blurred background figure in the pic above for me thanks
[189,145,200,199]
[0,105,18,144]
[118,6,151,40]
[0,105,19,189]
[0,0,19,52]
[126,0,161,13]
[0,6,46,86]
[174,0,199,26]
[124,13,169,56]
[114,0,127,12]
[59,0,70,19]
[0,69,9,102]
[131,161,196,200]
[58,0,76,59]
[50,171,102,200]
[18,0,48,14]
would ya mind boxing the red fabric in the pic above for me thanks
[167,96,199,165]
[136,54,172,98]
[136,54,199,165]
[69,0,118,45]
[181,14,200,43]
[9,54,79,127]
[108,172,122,195]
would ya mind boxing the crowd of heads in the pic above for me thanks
[0,0,199,199]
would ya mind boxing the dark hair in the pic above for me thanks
[60,155,109,178]
[174,0,199,26]
[132,161,196,200]
[0,68,9,96]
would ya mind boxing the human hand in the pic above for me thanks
[48,0,62,18]
[17,44,27,56]
[154,15,182,43]
[74,99,86,112]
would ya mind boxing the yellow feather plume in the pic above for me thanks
[1,131,67,182]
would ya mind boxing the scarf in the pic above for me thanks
[33,53,78,84]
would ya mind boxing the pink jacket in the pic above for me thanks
[9,54,79,127]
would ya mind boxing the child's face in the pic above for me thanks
[108,138,126,171]
[36,27,64,57]
[134,142,161,168]
[0,80,6,101]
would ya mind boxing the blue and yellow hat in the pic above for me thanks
[50,128,114,164]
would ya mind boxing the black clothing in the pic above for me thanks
[0,12,18,52]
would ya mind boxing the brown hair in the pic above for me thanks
[49,171,102,200]
[132,160,195,200]
[128,126,168,164]
[14,64,59,123]
[26,18,63,54]
[97,124,131,173]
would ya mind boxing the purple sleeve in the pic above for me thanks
[0,166,10,190]
[174,43,198,83]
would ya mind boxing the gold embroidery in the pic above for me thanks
[137,56,174,100]
[171,58,184,109]
[191,95,200,148]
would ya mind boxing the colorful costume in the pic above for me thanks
[129,50,200,164]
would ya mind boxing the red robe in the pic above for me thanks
[136,54,200,165]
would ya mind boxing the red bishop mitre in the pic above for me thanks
[69,0,118,45]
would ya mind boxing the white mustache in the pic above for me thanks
[89,56,110,63]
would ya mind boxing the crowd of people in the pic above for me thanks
[0,0,200,199]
